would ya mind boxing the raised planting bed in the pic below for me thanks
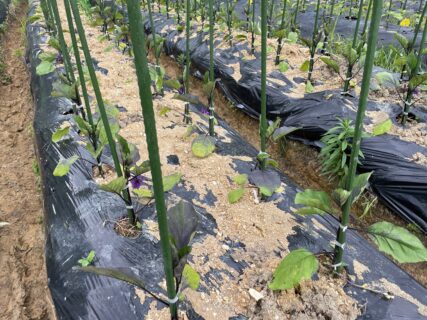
[27,0,427,319]
[142,10,427,233]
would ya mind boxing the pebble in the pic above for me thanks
[249,288,264,302]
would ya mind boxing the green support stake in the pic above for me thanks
[184,0,191,123]
[307,0,321,82]
[69,0,136,225]
[63,0,93,125]
[342,0,364,94]
[275,0,287,65]
[208,0,215,136]
[260,0,267,169]
[332,0,383,274]
[49,0,75,83]
[124,0,178,317]
[361,0,372,36]
[147,0,163,96]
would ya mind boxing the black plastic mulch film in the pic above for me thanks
[0,0,10,24]
[26,1,427,319]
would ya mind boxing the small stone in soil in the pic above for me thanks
[167,154,180,165]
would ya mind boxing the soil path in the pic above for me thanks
[0,3,55,319]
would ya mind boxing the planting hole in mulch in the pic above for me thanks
[247,254,361,320]
[113,216,142,239]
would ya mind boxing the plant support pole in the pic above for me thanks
[208,0,215,136]
[307,0,321,82]
[342,0,364,94]
[50,0,75,84]
[275,0,287,65]
[260,0,267,169]
[64,0,92,124]
[184,0,191,123]
[125,0,178,317]
[69,0,136,225]
[332,0,383,274]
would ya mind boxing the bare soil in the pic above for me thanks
[0,3,55,319]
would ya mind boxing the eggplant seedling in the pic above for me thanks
[76,201,201,318]
[299,0,322,91]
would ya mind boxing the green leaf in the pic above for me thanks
[407,52,418,72]
[53,155,79,177]
[48,37,61,51]
[249,169,281,197]
[74,115,91,136]
[409,73,427,90]
[38,51,57,62]
[372,119,392,136]
[228,187,245,204]
[266,118,281,138]
[286,32,298,43]
[173,93,201,105]
[99,177,127,195]
[294,189,333,215]
[158,106,172,117]
[52,125,70,143]
[85,142,104,159]
[394,32,409,49]
[268,249,318,290]
[300,60,310,72]
[367,222,427,263]
[164,79,181,90]
[182,264,200,290]
[278,61,289,73]
[36,60,55,76]
[331,188,351,206]
[163,172,182,192]
[320,57,340,74]
[51,81,77,100]
[272,126,299,141]
[375,72,398,88]
[133,188,154,198]
[233,174,248,185]
[77,266,146,289]
[305,80,314,93]
[130,160,151,176]
[191,135,216,158]
[349,172,372,203]
[78,250,96,267]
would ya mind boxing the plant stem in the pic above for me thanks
[321,0,336,54]
[343,0,364,94]
[251,0,256,53]
[361,0,372,36]
[64,0,92,124]
[125,0,178,317]
[208,0,215,136]
[50,0,75,83]
[267,0,275,37]
[260,0,267,169]
[402,12,427,124]
[292,0,300,29]
[184,0,191,123]
[226,0,232,46]
[307,0,321,82]
[332,0,383,274]
[386,0,392,29]
[275,0,287,65]
[69,0,136,225]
